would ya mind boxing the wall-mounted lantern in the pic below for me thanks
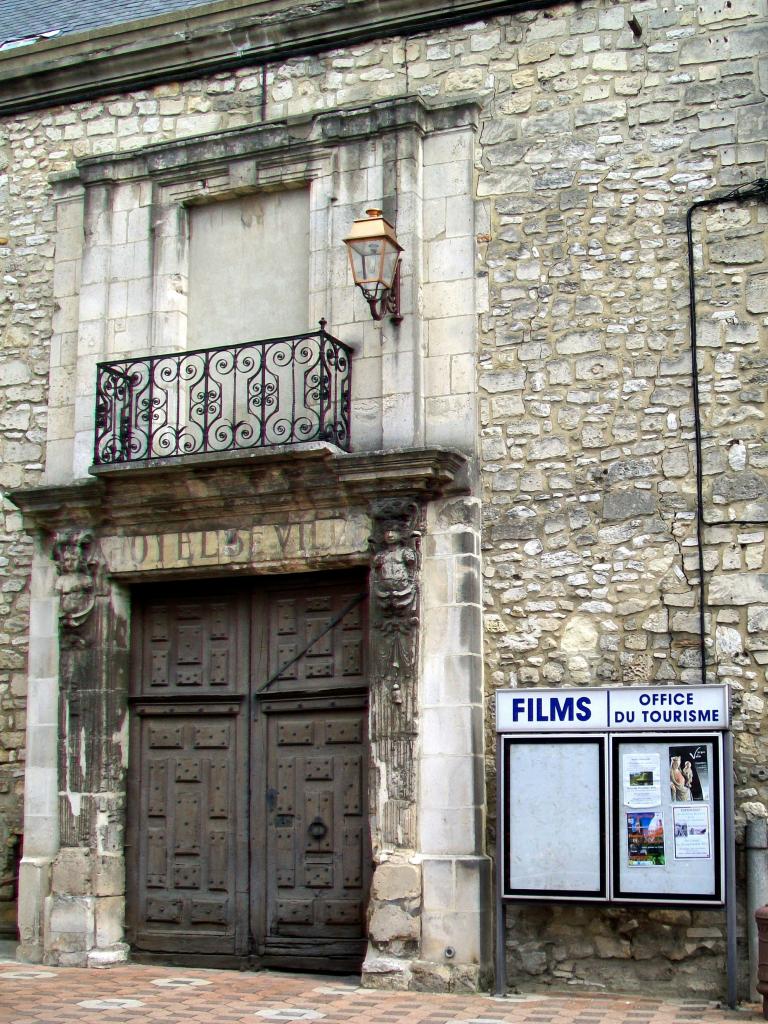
[343,208,403,323]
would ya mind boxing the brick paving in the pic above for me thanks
[0,954,763,1024]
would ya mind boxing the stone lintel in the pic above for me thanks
[0,0,563,116]
[62,96,480,189]
[9,445,468,534]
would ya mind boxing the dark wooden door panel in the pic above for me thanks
[267,587,366,691]
[132,714,240,953]
[140,597,240,696]
[128,587,249,955]
[264,706,369,951]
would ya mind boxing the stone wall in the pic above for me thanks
[695,196,768,835]
[473,0,768,995]
[0,0,766,994]
[0,116,49,932]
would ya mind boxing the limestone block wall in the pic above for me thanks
[693,196,768,821]
[41,104,479,485]
[0,0,765,995]
[0,115,49,933]
[420,496,490,986]
[471,0,768,997]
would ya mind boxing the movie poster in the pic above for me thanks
[668,743,710,803]
[626,811,666,867]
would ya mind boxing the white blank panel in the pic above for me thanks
[188,189,310,347]
[506,740,603,895]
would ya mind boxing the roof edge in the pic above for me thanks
[0,0,573,116]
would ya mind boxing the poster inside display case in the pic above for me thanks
[612,733,723,903]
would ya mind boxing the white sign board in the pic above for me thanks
[496,685,729,733]
[609,686,728,730]
[496,689,608,732]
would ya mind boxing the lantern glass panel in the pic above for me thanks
[343,210,403,315]
[380,245,399,290]
[349,239,385,286]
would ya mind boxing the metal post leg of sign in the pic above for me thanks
[724,731,738,1009]
[494,733,507,997]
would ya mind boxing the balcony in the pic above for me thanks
[93,322,351,466]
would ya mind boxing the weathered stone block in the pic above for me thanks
[746,274,768,314]
[593,933,631,959]
[371,862,421,903]
[52,848,91,896]
[361,954,412,990]
[369,903,420,943]
[557,332,601,355]
[709,574,768,605]
[529,437,568,460]
[712,471,765,503]
[94,895,124,948]
[87,943,129,967]
[607,459,655,483]
[748,605,768,632]
[479,370,525,394]
[515,941,548,974]
[574,101,627,126]
[648,908,692,926]
[47,894,94,953]
[93,855,125,897]
[709,236,766,264]
[603,490,656,520]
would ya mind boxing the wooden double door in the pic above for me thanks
[126,574,371,971]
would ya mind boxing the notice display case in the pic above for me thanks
[496,686,728,907]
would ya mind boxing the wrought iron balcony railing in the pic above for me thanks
[93,322,351,466]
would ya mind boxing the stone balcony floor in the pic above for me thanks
[0,947,761,1024]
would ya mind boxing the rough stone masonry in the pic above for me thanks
[0,0,767,997]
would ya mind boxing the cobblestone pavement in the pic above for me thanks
[0,951,763,1024]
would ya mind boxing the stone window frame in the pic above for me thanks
[151,150,333,357]
[68,133,340,479]
[53,96,481,481]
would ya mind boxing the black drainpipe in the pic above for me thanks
[686,177,768,684]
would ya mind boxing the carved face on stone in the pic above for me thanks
[57,544,83,574]
[53,530,93,576]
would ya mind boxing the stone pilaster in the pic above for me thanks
[364,497,424,986]
[418,497,491,991]
[44,531,130,966]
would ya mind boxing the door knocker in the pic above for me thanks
[307,816,328,840]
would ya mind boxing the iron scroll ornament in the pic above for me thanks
[94,323,351,465]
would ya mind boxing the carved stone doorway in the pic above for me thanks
[126,573,371,971]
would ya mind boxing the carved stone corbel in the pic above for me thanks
[52,529,102,634]
[368,497,423,849]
